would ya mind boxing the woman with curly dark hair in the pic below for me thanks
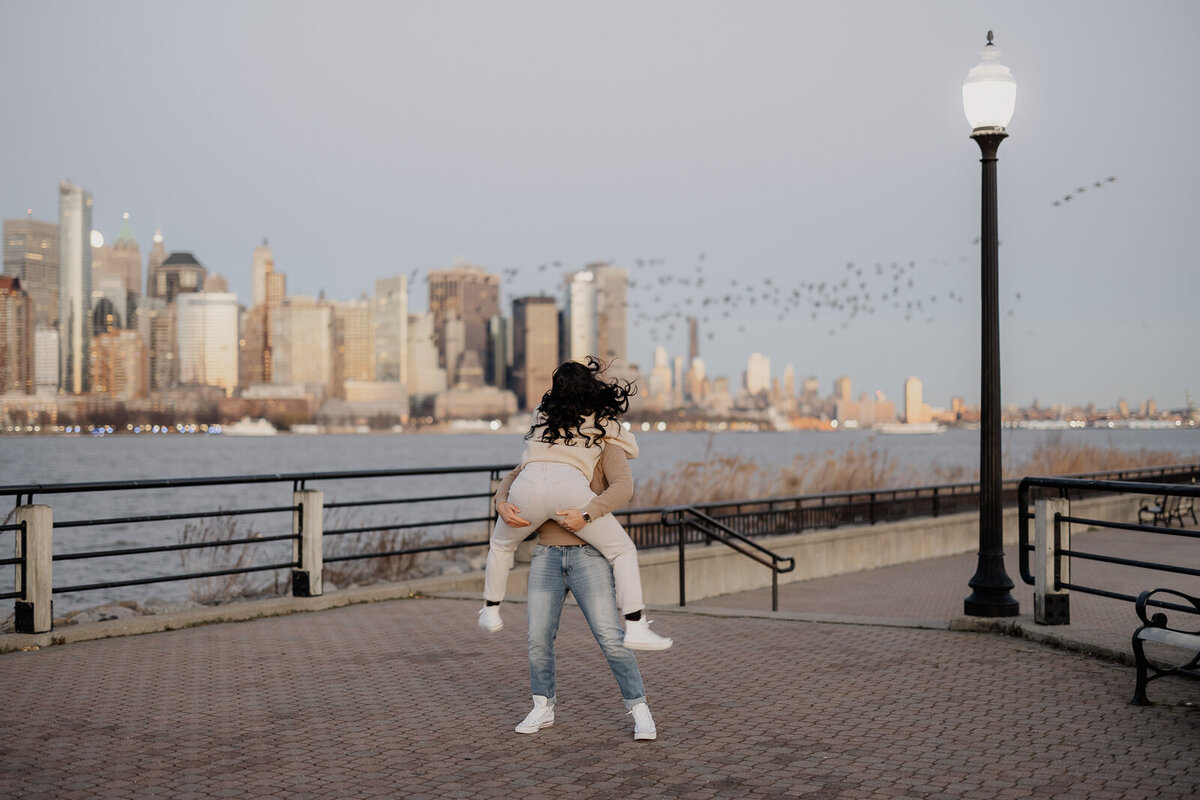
[479,357,672,653]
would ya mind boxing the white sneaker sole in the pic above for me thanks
[634,730,657,741]
[623,638,673,651]
[515,719,554,734]
[478,620,503,632]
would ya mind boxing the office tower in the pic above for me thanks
[0,276,34,393]
[648,345,671,399]
[904,377,927,424]
[442,315,465,385]
[205,274,229,293]
[331,299,375,397]
[486,315,511,389]
[149,252,206,304]
[269,298,332,390]
[4,216,59,327]
[373,276,407,383]
[746,352,771,395]
[58,181,93,394]
[138,296,175,390]
[687,316,699,364]
[146,227,166,287]
[801,376,820,400]
[177,293,240,392]
[512,296,558,410]
[252,240,274,308]
[34,326,59,394]
[782,364,796,398]
[428,263,499,383]
[91,329,146,400]
[834,375,852,403]
[565,263,628,366]
[111,213,141,297]
[686,357,706,404]
[406,311,447,396]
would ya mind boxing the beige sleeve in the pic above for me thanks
[582,444,634,520]
[492,464,522,508]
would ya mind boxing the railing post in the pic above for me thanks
[1034,497,1069,625]
[292,489,323,597]
[677,513,687,607]
[15,505,53,634]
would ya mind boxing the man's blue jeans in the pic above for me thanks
[527,544,647,709]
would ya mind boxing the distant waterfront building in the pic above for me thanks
[149,252,206,304]
[3,216,59,327]
[486,315,511,390]
[252,240,274,308]
[565,263,627,367]
[270,298,332,392]
[138,296,176,391]
[111,213,141,298]
[34,326,58,394]
[177,293,240,393]
[0,276,34,394]
[648,346,672,401]
[746,353,771,396]
[58,181,93,394]
[428,264,499,384]
[687,316,699,364]
[91,329,146,400]
[373,276,408,384]
[331,299,375,398]
[904,377,929,424]
[686,357,706,405]
[146,227,167,289]
[512,295,558,410]
[406,311,447,397]
[834,375,852,404]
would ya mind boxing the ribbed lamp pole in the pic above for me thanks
[963,32,1020,617]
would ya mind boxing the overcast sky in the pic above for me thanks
[3,1,1197,410]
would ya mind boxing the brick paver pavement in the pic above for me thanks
[3,591,1198,799]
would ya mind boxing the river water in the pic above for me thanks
[2,427,1198,613]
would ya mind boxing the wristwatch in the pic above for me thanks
[581,511,592,524]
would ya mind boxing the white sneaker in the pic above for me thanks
[515,695,555,734]
[630,702,656,740]
[478,605,503,632]
[623,617,673,650]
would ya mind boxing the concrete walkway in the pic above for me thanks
[2,544,1198,799]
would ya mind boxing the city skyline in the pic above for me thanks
[2,2,1197,408]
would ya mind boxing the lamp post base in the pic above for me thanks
[964,559,1019,617]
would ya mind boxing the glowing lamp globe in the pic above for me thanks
[962,31,1016,132]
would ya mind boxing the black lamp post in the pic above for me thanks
[963,31,1020,617]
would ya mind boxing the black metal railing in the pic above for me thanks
[0,519,24,601]
[3,461,1198,617]
[663,506,795,611]
[1018,476,1200,615]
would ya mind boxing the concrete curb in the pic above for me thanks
[950,614,1135,667]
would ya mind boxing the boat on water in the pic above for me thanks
[873,422,947,435]
[221,417,278,437]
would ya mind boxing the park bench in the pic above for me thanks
[1137,494,1194,528]
[1131,588,1200,705]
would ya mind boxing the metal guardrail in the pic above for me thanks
[1018,475,1200,619]
[3,461,1198,620]
[663,506,795,611]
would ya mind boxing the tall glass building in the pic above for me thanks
[58,181,92,394]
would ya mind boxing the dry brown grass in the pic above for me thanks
[177,515,283,604]
[632,439,1191,507]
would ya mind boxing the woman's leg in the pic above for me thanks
[570,515,644,615]
[483,469,550,604]
[565,546,647,708]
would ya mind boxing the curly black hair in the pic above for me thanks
[527,357,637,447]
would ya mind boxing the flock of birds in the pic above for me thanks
[400,176,1118,355]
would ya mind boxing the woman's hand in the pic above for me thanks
[556,508,586,533]
[497,502,530,527]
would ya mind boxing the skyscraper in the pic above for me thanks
[149,252,206,304]
[512,296,559,410]
[687,316,699,364]
[3,215,59,327]
[177,293,240,392]
[58,181,93,394]
[270,298,332,390]
[373,275,407,383]
[428,263,499,384]
[834,375,852,403]
[331,298,375,397]
[109,212,141,298]
[91,329,146,400]
[0,276,34,394]
[904,376,927,424]
[406,311,446,397]
[564,263,628,367]
[746,352,771,395]
[252,240,274,308]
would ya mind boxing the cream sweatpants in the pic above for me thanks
[483,462,645,615]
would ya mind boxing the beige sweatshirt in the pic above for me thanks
[494,442,635,546]
[519,414,639,483]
